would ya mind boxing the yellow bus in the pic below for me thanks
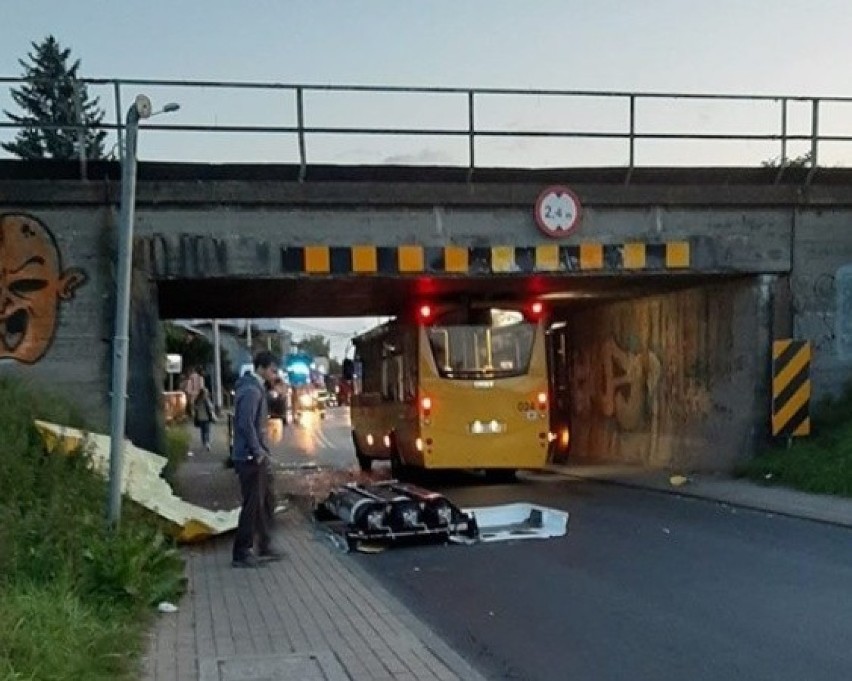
[348,301,551,480]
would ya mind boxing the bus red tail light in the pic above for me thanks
[537,392,548,408]
[421,396,432,416]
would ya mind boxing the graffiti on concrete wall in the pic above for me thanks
[0,213,88,364]
[569,337,662,430]
[573,334,714,431]
[793,273,837,351]
[600,337,662,431]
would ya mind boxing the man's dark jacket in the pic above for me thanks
[232,373,270,462]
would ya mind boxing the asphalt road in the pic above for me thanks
[287,409,852,681]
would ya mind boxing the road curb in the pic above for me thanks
[544,466,852,531]
[303,509,492,681]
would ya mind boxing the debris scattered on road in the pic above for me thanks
[157,601,179,613]
[462,503,569,543]
[314,481,478,551]
[669,475,689,487]
[355,542,386,554]
[315,482,570,551]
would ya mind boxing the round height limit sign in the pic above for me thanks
[534,185,582,238]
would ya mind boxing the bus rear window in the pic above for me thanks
[427,310,535,379]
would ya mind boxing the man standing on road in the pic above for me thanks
[231,350,283,568]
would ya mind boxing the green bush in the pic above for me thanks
[80,527,185,608]
[0,376,186,680]
[737,382,852,497]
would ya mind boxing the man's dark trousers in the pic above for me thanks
[232,459,275,561]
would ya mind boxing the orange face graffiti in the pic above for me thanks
[0,213,88,364]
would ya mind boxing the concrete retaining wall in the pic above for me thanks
[0,208,113,430]
[566,280,766,471]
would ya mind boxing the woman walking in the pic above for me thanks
[193,387,217,451]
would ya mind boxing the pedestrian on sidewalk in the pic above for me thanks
[185,366,205,416]
[193,387,217,451]
[231,350,283,568]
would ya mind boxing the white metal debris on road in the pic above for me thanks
[461,502,569,543]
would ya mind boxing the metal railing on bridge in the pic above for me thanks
[1,76,851,183]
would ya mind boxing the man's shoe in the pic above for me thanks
[258,549,285,562]
[231,554,261,568]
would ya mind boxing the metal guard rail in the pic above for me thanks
[1,77,850,184]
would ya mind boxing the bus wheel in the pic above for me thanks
[352,433,372,472]
[356,452,373,472]
[485,469,517,483]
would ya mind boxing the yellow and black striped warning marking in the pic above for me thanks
[280,241,691,275]
[772,339,811,437]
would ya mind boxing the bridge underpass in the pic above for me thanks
[156,271,728,318]
[153,268,761,473]
[7,160,851,473]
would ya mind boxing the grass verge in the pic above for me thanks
[0,376,185,680]
[737,384,852,497]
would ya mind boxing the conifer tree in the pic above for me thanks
[2,35,106,159]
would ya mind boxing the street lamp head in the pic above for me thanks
[133,94,153,120]
[129,95,180,122]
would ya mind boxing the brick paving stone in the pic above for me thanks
[142,510,488,681]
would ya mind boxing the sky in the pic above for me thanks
[3,0,852,356]
[3,0,852,166]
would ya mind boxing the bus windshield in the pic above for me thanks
[427,309,536,379]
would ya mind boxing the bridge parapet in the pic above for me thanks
[2,77,851,174]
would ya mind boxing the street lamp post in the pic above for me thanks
[107,95,179,527]
[212,319,223,411]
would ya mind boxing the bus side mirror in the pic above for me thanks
[342,359,355,381]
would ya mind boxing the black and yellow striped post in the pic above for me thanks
[771,339,811,438]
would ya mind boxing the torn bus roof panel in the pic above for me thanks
[34,420,240,543]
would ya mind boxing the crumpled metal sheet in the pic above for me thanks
[461,503,569,543]
[34,420,240,543]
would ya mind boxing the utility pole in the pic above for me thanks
[212,319,223,411]
[107,95,179,527]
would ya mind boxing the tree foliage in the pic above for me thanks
[2,35,106,159]
[761,151,813,169]
[164,322,214,371]
[296,334,331,358]
[163,322,236,388]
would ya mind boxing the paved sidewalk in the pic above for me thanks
[142,510,488,681]
[547,463,852,529]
